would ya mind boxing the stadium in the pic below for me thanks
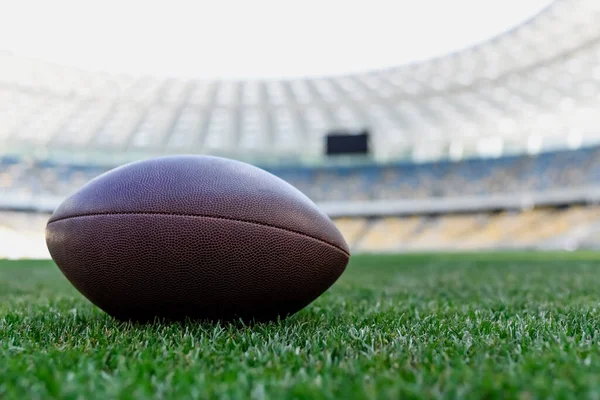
[3,0,600,397]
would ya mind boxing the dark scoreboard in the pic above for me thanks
[325,129,370,156]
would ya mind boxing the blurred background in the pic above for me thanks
[2,0,600,258]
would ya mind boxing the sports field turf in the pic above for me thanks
[2,252,600,399]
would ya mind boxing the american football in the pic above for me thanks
[45,155,349,321]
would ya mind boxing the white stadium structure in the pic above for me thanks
[4,0,600,258]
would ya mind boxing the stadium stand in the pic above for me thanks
[3,145,600,202]
[348,205,600,252]
[6,205,600,259]
[3,0,600,257]
[2,0,600,164]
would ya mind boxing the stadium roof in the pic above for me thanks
[1,0,600,164]
[0,0,552,79]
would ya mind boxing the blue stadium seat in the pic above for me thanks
[4,145,600,202]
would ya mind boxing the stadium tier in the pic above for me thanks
[4,204,600,259]
[3,145,600,203]
[349,205,600,252]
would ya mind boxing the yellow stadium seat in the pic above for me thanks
[358,216,423,252]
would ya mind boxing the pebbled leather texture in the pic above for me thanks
[45,155,350,321]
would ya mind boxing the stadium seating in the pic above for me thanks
[330,217,369,248]
[3,145,600,203]
[2,0,600,164]
[356,216,424,252]
[0,205,600,258]
[3,0,600,259]
[7,203,600,259]
[350,205,600,253]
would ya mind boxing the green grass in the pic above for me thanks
[2,252,600,399]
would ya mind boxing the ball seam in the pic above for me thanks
[47,212,350,256]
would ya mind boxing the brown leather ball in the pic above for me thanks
[45,155,350,322]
